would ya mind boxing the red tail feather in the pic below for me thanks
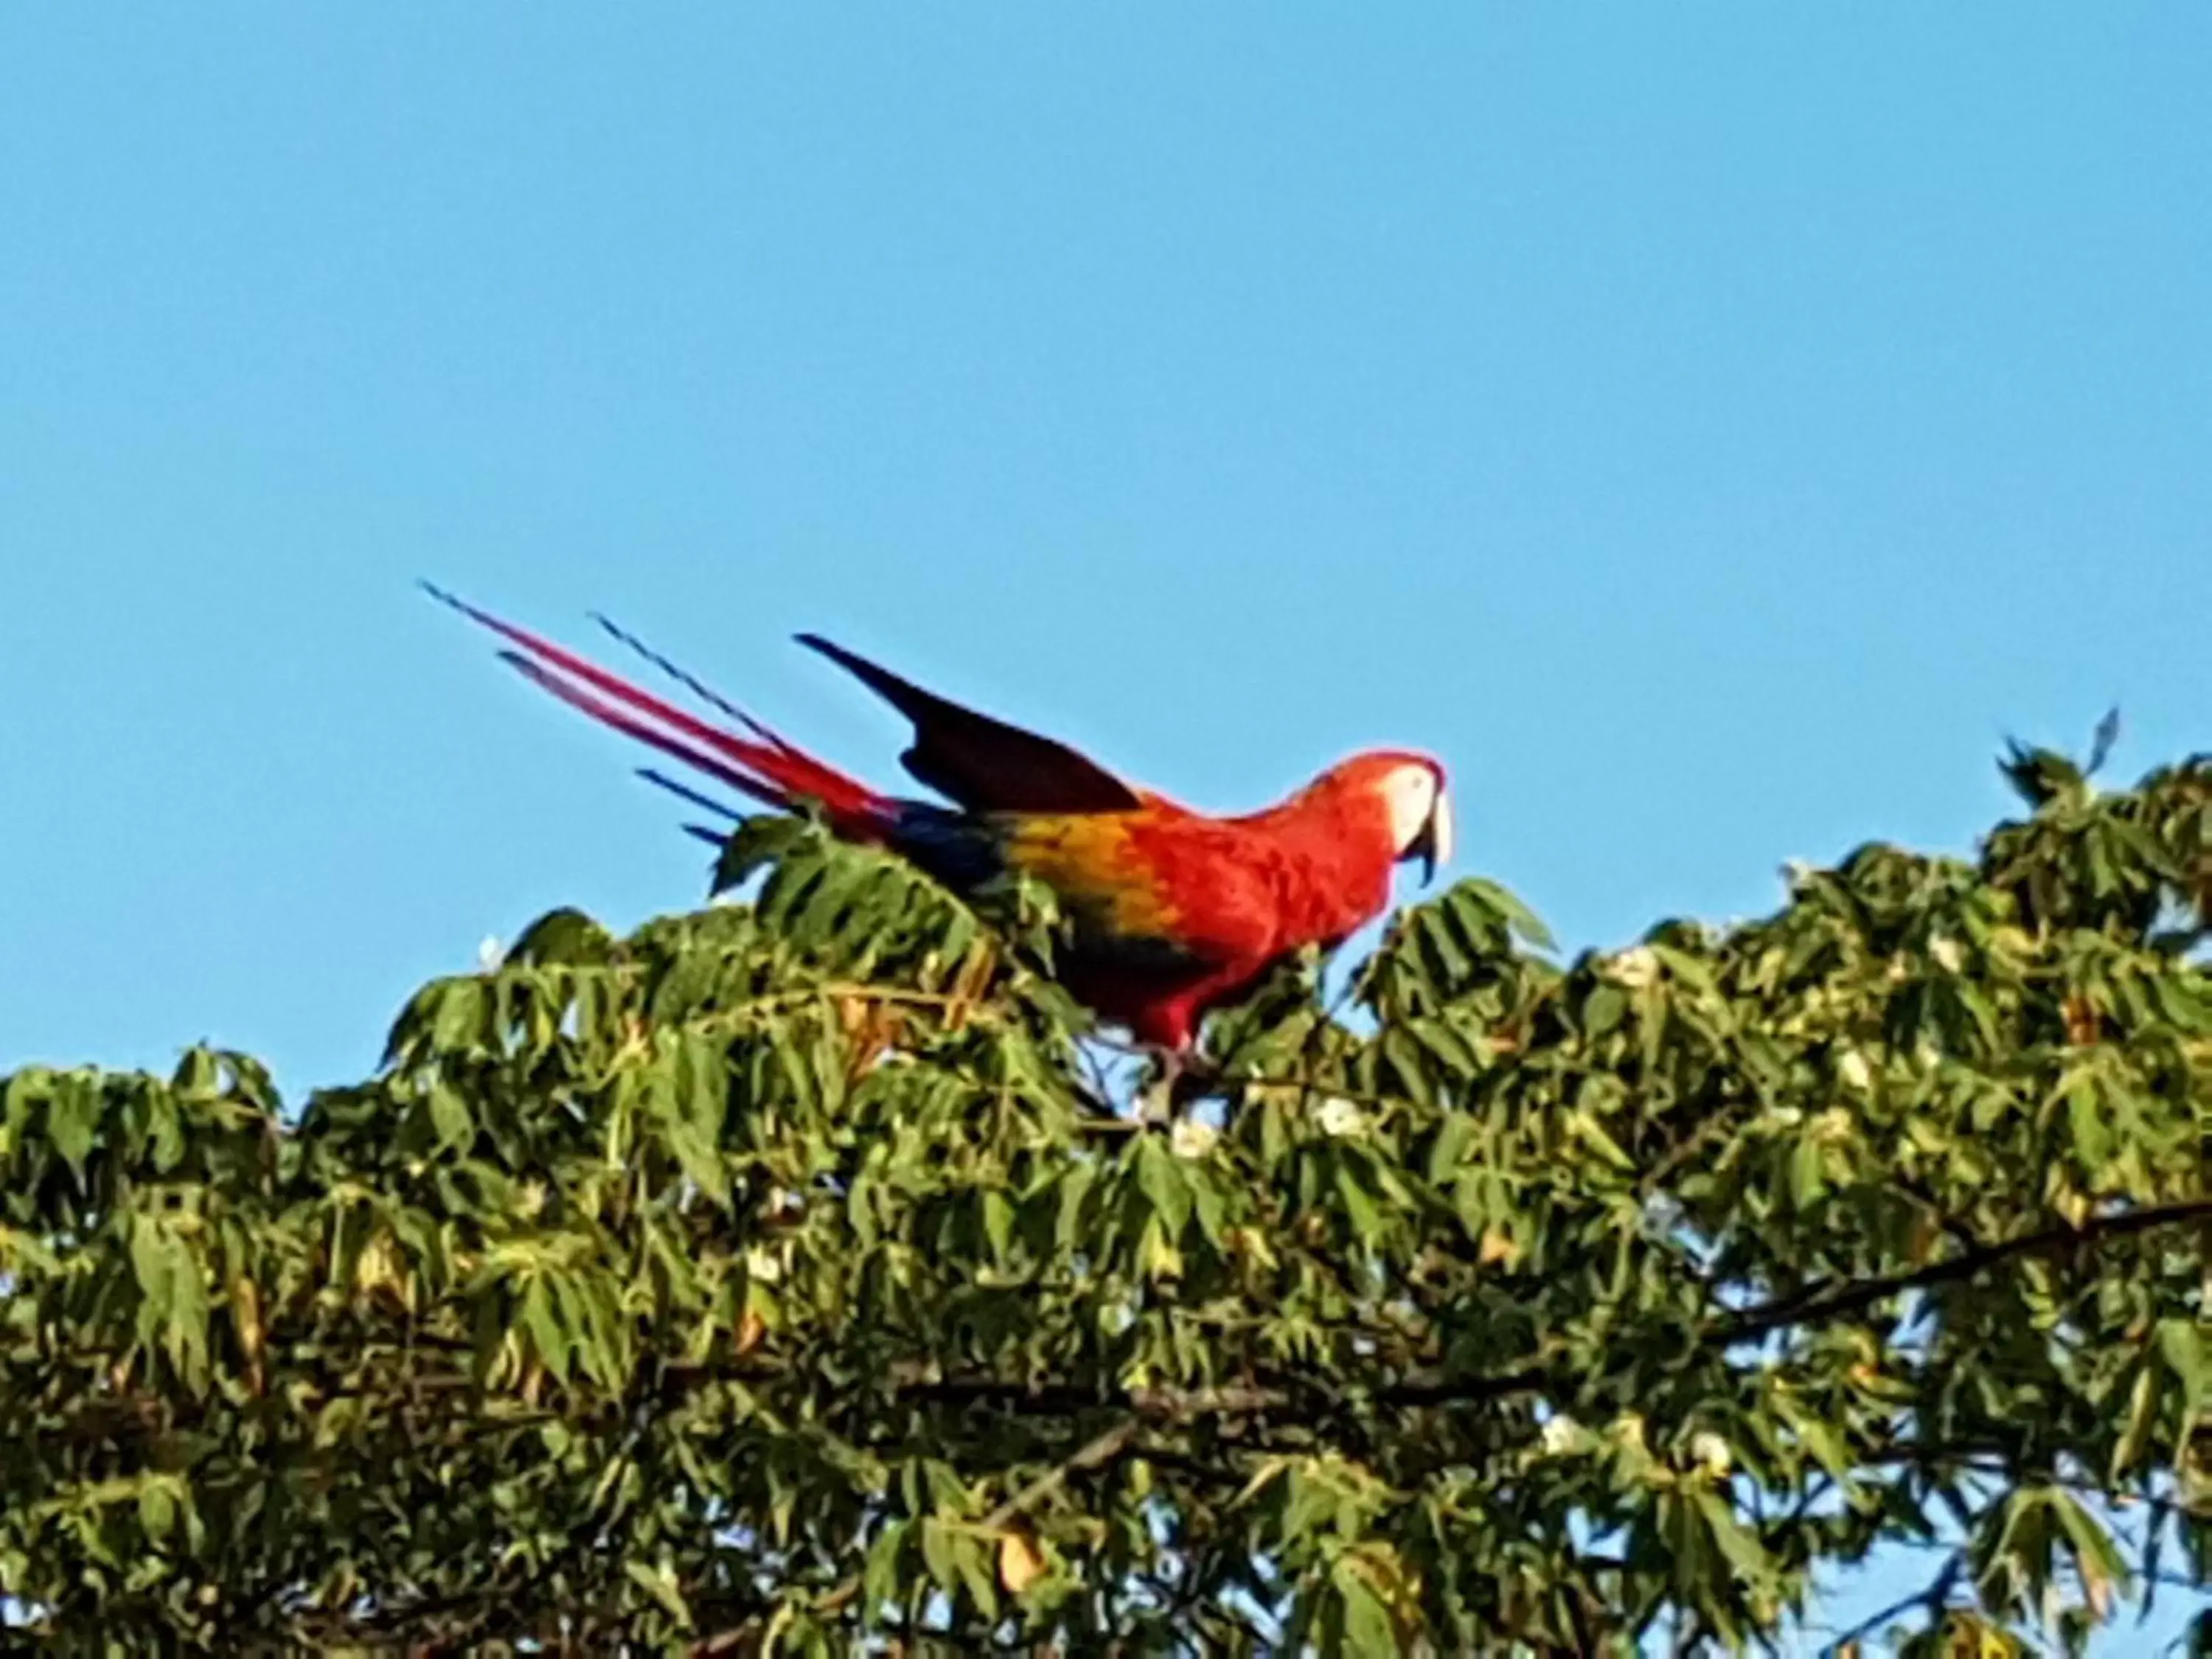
[426,585,888,833]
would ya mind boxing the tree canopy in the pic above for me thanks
[3,746,2210,1655]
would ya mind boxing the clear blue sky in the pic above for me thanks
[3,7,2205,1644]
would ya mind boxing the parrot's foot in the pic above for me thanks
[1135,1047,1220,1121]
[1135,1051,1179,1124]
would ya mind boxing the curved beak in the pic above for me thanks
[1408,789,1454,886]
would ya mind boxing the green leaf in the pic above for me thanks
[136,1478,176,1545]
[1695,1489,1772,1585]
[428,1082,473,1152]
[661,1031,731,1205]
[2157,1318,2205,1408]
[521,1278,567,1382]
[1334,1158,1385,1244]
[1334,1559,1401,1658]
[431,978,486,1053]
[863,1519,909,1610]
[1788,1136,1826,1208]
[1136,1136,1190,1237]
[919,1515,959,1594]
[623,1557,693,1624]
[510,906,616,966]
[1582,983,1628,1038]
[46,1074,97,1171]
[981,1189,1015,1263]
[1425,1111,1477,1183]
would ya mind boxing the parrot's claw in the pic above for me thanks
[1135,1050,1180,1124]
[1133,1046,1221,1122]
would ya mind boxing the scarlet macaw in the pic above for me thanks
[429,588,1453,1052]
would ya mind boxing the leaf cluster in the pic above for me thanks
[1,752,2209,1655]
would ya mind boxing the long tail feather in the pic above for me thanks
[494,651,788,810]
[591,611,795,754]
[426,582,887,831]
[637,767,744,822]
[428,582,775,771]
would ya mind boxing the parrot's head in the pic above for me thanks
[1320,751,1453,886]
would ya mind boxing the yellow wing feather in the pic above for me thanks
[1001,814,1182,942]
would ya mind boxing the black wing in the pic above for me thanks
[795,634,1143,815]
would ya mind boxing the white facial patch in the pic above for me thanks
[1382,765,1445,858]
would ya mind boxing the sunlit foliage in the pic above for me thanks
[2,749,2209,1654]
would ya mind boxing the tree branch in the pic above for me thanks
[1818,1545,1962,1657]
[891,1200,2212,1424]
[981,1416,1144,1529]
[1719,1197,2212,1344]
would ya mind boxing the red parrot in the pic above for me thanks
[428,587,1453,1052]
